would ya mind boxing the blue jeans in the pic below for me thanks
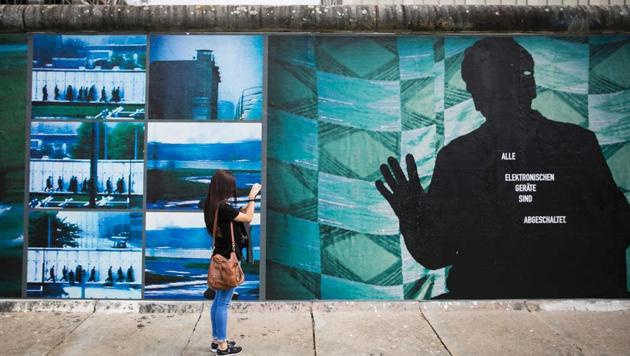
[211,287,235,342]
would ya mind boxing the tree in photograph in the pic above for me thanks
[72,122,105,159]
[29,212,82,248]
[108,123,144,160]
[110,54,124,69]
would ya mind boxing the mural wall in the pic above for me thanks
[0,33,628,300]
[266,35,630,300]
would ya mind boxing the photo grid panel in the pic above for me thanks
[26,34,147,300]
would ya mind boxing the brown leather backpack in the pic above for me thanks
[207,205,244,290]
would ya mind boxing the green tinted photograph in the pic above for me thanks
[0,34,27,297]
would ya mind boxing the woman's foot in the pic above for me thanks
[210,340,235,353]
[216,343,242,355]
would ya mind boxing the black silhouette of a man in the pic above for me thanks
[376,38,630,299]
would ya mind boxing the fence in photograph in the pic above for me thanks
[27,248,141,284]
[32,69,145,104]
[30,159,144,194]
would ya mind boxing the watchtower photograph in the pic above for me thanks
[148,35,263,121]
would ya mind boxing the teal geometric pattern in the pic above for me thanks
[267,210,321,274]
[517,37,589,128]
[316,37,399,81]
[318,172,399,235]
[316,37,407,299]
[443,37,485,147]
[319,122,399,181]
[267,36,321,299]
[267,158,318,221]
[268,36,317,119]
[318,72,400,131]
[590,36,630,291]
[321,225,401,286]
[267,35,630,300]
[268,108,318,170]
[588,36,630,206]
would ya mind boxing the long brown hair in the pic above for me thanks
[203,169,237,238]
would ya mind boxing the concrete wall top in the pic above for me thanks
[0,5,629,33]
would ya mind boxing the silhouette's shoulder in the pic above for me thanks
[438,125,490,160]
[534,114,598,147]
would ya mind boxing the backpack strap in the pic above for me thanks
[230,221,236,252]
[212,203,219,248]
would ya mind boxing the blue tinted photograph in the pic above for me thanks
[149,35,263,120]
[29,122,144,209]
[144,212,260,300]
[146,122,261,210]
[31,34,146,120]
[26,211,143,299]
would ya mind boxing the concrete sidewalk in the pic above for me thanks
[1,299,629,356]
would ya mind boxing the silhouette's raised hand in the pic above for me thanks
[375,154,425,219]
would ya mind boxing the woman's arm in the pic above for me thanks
[233,201,255,223]
[233,183,261,223]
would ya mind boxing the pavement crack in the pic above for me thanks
[310,306,317,356]
[182,303,204,356]
[419,307,453,356]
[45,306,96,356]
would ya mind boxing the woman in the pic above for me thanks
[204,169,261,355]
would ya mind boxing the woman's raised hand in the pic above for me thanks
[249,183,262,199]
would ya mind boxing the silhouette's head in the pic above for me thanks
[461,38,536,125]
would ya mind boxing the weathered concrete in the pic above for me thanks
[1,300,630,356]
[423,309,583,355]
[526,298,630,312]
[1,298,630,313]
[0,299,96,313]
[313,309,448,355]
[48,311,201,356]
[0,5,629,33]
[533,311,630,355]
[420,299,530,312]
[312,300,423,312]
[0,312,92,356]
[184,302,314,355]
[94,300,205,314]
